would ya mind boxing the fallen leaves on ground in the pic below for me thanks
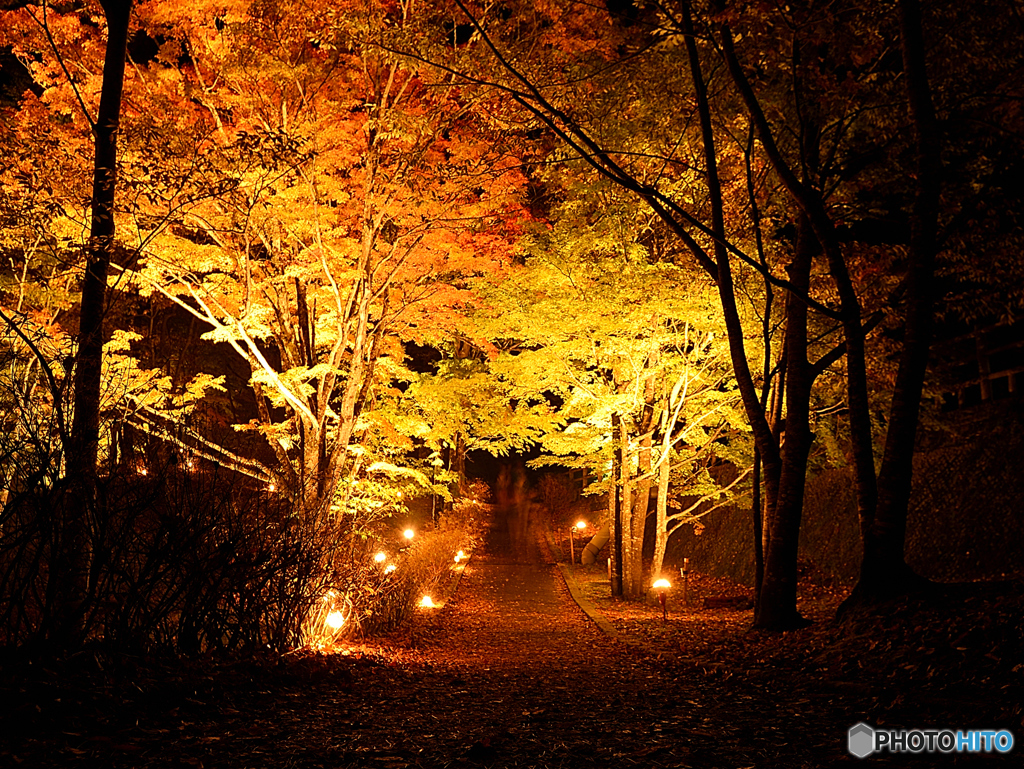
[2,506,1021,768]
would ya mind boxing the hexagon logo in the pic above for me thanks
[848,722,875,758]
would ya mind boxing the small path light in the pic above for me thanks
[569,520,587,564]
[384,563,397,574]
[653,578,671,622]
[374,551,387,563]
[419,595,436,608]
[403,528,415,541]
[680,557,690,608]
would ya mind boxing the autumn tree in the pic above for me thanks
[401,0,837,624]
[88,0,529,520]
[465,177,750,599]
[709,0,1024,608]
[0,0,528,649]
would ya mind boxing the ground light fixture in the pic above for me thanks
[653,578,671,622]
[419,595,436,608]
[569,520,587,563]
[403,528,415,540]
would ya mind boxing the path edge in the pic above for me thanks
[556,563,622,640]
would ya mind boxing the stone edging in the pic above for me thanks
[556,562,679,661]
[556,563,622,640]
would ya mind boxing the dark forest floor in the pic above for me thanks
[1,499,1021,768]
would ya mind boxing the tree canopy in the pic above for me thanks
[1,0,1022,650]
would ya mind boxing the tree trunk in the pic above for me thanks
[619,417,638,597]
[69,0,133,478]
[609,412,623,597]
[756,215,816,629]
[751,446,763,622]
[652,444,670,580]
[849,0,941,603]
[632,427,652,596]
[682,0,809,627]
[54,0,133,648]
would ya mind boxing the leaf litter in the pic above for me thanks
[1,502,1020,767]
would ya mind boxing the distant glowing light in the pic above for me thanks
[575,520,587,530]
[268,482,276,492]
[374,551,387,563]
[653,579,671,590]
[325,611,345,629]
[322,589,336,601]
[454,549,467,563]
[419,595,436,608]
[385,564,396,574]
[403,528,415,540]
[139,467,148,476]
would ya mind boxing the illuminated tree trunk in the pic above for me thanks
[632,428,652,593]
[609,412,623,597]
[619,416,637,597]
[652,445,670,581]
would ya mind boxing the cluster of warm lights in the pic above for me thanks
[306,589,351,648]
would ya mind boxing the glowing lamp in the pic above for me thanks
[374,551,387,563]
[385,564,396,574]
[653,578,671,622]
[268,482,276,492]
[419,595,436,608]
[325,611,345,630]
[575,520,587,530]
[403,528,415,540]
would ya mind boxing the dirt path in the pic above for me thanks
[5,500,878,768]
[253,499,850,769]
